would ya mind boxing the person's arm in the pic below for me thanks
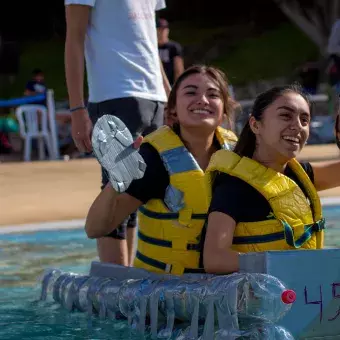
[203,173,244,274]
[311,160,340,191]
[65,3,93,152]
[328,20,340,55]
[85,184,142,238]
[154,0,170,97]
[173,43,184,82]
[311,114,340,191]
[173,56,184,82]
[24,89,36,96]
[160,56,171,98]
[65,3,89,109]
[204,211,240,274]
[85,143,169,238]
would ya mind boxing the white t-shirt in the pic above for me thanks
[65,0,167,103]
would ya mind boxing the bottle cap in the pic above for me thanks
[281,289,296,304]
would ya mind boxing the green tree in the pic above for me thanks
[274,0,340,54]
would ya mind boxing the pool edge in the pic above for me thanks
[0,219,85,234]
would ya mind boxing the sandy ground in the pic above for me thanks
[0,158,101,226]
[1,143,340,227]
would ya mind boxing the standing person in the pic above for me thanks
[64,0,171,266]
[157,18,184,86]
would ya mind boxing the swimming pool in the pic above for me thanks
[1,205,340,339]
[0,229,139,339]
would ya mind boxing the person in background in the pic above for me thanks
[157,18,184,86]
[297,61,320,95]
[0,131,13,154]
[24,68,47,105]
[327,19,340,94]
[64,0,171,267]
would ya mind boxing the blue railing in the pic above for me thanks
[0,94,46,107]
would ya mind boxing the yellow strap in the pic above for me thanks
[316,230,324,249]
[178,208,192,226]
[216,126,238,145]
[142,126,183,153]
[288,158,323,221]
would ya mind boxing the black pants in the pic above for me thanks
[88,96,164,239]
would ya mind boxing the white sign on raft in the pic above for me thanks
[239,249,340,339]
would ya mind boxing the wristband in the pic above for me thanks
[69,105,87,113]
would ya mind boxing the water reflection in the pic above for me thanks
[0,228,98,287]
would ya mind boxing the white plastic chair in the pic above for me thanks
[15,104,53,161]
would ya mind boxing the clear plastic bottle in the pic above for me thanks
[39,270,296,339]
[151,273,295,328]
[232,273,296,322]
[39,268,62,301]
[94,277,121,319]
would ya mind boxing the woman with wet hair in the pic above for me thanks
[86,65,238,274]
[203,84,340,274]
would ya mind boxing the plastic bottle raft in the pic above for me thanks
[39,267,296,339]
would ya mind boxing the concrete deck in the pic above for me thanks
[1,143,339,227]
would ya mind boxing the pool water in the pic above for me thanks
[1,206,340,339]
[0,229,145,339]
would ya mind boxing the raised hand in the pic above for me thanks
[92,115,146,193]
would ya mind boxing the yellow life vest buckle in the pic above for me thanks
[136,250,204,275]
[283,218,325,249]
[178,208,192,226]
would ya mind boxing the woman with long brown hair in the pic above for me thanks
[85,65,238,274]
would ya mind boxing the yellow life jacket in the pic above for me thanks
[207,150,325,253]
[134,126,238,275]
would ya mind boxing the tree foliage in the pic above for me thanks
[274,0,340,53]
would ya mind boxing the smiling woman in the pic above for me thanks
[233,85,312,161]
[203,84,340,274]
[85,65,239,275]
